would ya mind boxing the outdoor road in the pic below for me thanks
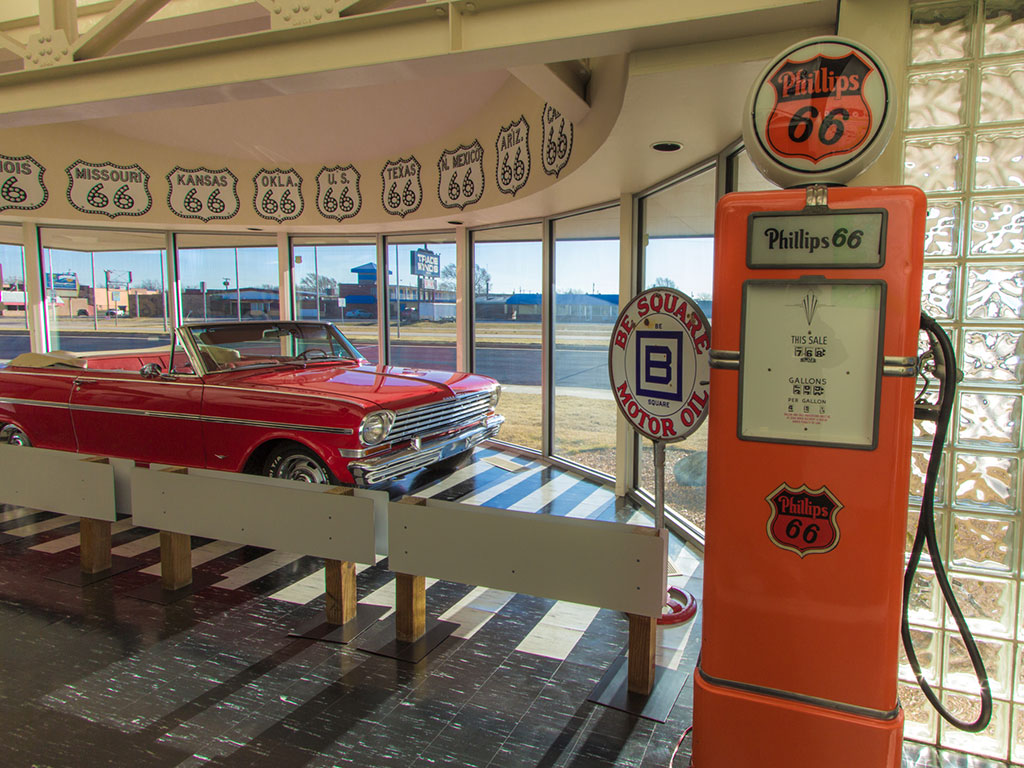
[0,332,606,389]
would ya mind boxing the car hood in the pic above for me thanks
[216,363,495,410]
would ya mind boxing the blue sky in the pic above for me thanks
[2,237,714,298]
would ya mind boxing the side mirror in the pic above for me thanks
[140,362,163,379]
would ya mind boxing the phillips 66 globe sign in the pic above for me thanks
[608,288,711,442]
[742,37,895,188]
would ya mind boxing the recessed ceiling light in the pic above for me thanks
[651,141,683,152]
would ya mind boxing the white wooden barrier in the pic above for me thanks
[131,466,379,564]
[389,496,667,617]
[0,444,118,520]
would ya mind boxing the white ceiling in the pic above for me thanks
[79,69,513,166]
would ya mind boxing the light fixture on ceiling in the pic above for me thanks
[651,140,683,152]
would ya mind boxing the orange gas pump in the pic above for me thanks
[693,183,925,767]
[690,36,991,768]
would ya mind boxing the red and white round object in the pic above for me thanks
[608,288,711,443]
[742,36,895,188]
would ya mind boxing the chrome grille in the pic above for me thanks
[387,390,493,444]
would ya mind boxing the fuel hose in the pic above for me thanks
[901,312,992,732]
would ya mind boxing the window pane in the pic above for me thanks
[40,227,169,355]
[0,225,28,363]
[292,237,379,363]
[730,148,777,192]
[553,206,619,475]
[385,234,456,370]
[176,233,278,324]
[473,224,543,452]
[639,168,716,531]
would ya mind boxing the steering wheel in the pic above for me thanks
[296,348,330,360]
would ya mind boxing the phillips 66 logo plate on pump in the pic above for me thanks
[608,288,711,442]
[743,37,895,188]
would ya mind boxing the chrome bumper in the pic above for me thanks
[348,414,504,486]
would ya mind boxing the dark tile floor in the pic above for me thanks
[0,447,1009,767]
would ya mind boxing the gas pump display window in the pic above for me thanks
[747,209,887,268]
[739,279,885,448]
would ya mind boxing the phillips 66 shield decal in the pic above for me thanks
[742,37,894,187]
[766,483,842,557]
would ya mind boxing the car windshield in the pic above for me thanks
[183,322,362,373]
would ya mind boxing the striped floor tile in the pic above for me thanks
[437,586,516,640]
[515,601,601,660]
[138,540,245,576]
[212,551,305,590]
[30,518,136,553]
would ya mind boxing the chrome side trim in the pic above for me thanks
[709,349,740,370]
[349,414,504,486]
[200,415,355,435]
[0,396,354,435]
[0,397,68,410]
[697,666,901,722]
[883,355,918,377]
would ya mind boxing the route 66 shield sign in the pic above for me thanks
[496,116,530,196]
[381,156,422,218]
[766,483,842,557]
[743,37,894,188]
[316,164,361,221]
[438,140,484,211]
[167,166,239,222]
[253,168,303,222]
[541,103,573,177]
[66,160,152,218]
[0,154,46,213]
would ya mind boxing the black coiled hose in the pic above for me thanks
[901,312,992,732]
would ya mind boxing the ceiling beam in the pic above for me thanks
[0,0,835,125]
[38,0,78,42]
[0,31,27,58]
[509,60,590,123]
[73,0,173,61]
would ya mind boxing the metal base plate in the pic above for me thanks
[588,653,689,723]
[289,603,390,644]
[45,556,141,586]
[125,572,221,604]
[354,614,458,664]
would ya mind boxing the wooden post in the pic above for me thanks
[160,531,192,591]
[395,572,426,643]
[627,612,657,695]
[79,518,112,574]
[325,559,357,625]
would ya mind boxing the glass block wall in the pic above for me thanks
[902,1,1024,760]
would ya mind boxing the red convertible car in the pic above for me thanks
[0,321,503,487]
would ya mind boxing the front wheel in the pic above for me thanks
[263,444,335,484]
[0,424,30,446]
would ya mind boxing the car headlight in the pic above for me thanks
[359,411,395,445]
[489,385,501,410]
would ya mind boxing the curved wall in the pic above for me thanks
[0,56,628,233]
